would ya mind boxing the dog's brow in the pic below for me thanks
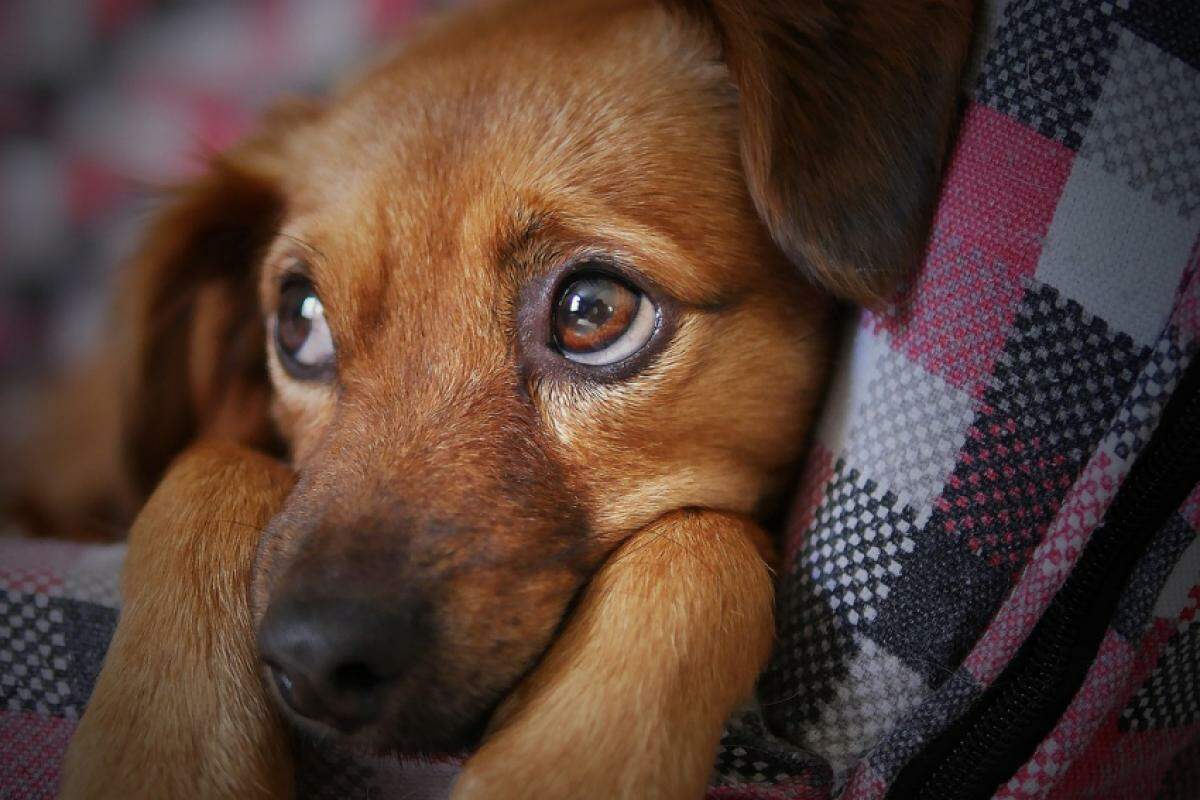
[278,232,328,266]
[493,209,552,272]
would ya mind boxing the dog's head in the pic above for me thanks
[120,0,971,752]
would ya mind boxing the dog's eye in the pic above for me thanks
[276,277,334,379]
[553,273,656,366]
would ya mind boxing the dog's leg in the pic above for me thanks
[61,442,294,800]
[453,510,775,800]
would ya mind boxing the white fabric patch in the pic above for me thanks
[1035,155,1197,348]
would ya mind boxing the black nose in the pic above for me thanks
[257,592,429,732]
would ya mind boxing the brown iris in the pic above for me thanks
[554,275,639,354]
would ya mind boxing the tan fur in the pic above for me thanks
[454,511,776,799]
[46,0,974,796]
[61,443,294,799]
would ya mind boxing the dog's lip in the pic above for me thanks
[279,705,482,761]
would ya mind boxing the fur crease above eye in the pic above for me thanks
[276,277,335,379]
[553,274,656,366]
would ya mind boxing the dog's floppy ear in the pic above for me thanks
[119,100,317,496]
[678,0,973,304]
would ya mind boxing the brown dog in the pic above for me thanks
[47,0,973,797]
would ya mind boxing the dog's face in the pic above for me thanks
[252,2,827,750]
[118,0,971,754]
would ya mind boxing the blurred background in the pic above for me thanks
[0,0,445,392]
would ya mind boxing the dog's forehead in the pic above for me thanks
[285,0,743,270]
[271,0,786,376]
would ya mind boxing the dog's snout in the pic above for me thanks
[257,592,429,732]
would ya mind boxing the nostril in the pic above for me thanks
[266,661,321,720]
[332,661,384,694]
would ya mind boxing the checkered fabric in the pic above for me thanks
[736,1,1200,798]
[3,0,1200,798]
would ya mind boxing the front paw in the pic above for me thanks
[452,511,775,800]
[60,442,295,799]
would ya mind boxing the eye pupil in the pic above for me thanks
[568,291,615,333]
[276,277,334,379]
[555,276,637,355]
[278,289,313,350]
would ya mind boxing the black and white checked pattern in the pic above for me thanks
[799,636,928,779]
[0,591,73,718]
[1081,27,1200,218]
[1110,333,1186,462]
[762,461,922,752]
[977,0,1119,149]
[844,346,977,513]
[713,706,831,790]
[1120,620,1200,731]
[0,591,115,722]
[987,284,1147,461]
[762,572,857,735]
[859,524,1008,686]
[798,462,919,628]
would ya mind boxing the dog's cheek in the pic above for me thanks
[535,297,833,537]
[444,562,583,687]
[266,358,336,466]
[368,560,584,745]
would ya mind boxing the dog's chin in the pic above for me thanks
[287,711,487,759]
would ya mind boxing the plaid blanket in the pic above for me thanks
[3,0,1199,798]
